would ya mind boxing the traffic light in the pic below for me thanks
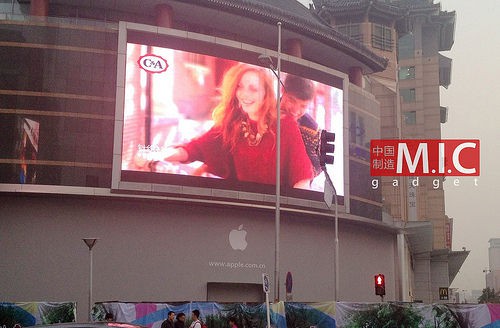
[374,274,386,296]
[319,129,335,167]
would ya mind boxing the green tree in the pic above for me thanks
[344,303,424,328]
[40,303,76,324]
[204,314,226,328]
[431,304,460,328]
[478,287,500,303]
[285,303,312,328]
[222,303,267,328]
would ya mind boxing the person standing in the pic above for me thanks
[174,312,186,328]
[161,311,176,328]
[228,317,238,328]
[189,310,202,328]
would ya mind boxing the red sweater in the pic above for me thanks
[183,115,313,187]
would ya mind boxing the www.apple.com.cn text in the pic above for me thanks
[208,261,266,270]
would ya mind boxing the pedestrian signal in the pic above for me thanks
[374,274,386,296]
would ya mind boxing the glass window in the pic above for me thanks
[349,111,368,148]
[399,66,415,80]
[337,23,363,42]
[398,33,415,59]
[404,111,417,125]
[400,88,416,102]
[372,24,393,51]
[440,106,448,123]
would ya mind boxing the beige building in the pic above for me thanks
[0,0,471,320]
[486,238,500,292]
[314,0,468,302]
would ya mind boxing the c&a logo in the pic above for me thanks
[370,139,480,176]
[137,54,168,73]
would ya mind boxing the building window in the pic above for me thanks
[349,111,367,147]
[337,23,363,42]
[399,66,415,80]
[372,24,393,51]
[440,106,448,123]
[400,88,416,102]
[398,33,415,59]
[404,111,417,125]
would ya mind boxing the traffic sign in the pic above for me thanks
[285,271,293,294]
[262,273,270,294]
[324,172,334,208]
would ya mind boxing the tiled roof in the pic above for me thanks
[180,0,388,71]
[316,0,442,16]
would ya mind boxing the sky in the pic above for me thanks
[297,0,500,293]
[438,0,500,292]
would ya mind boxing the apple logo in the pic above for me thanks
[229,224,248,251]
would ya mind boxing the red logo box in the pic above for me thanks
[370,139,480,176]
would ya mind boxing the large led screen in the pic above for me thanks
[120,41,344,196]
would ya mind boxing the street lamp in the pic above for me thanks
[483,268,491,288]
[83,238,98,322]
[274,21,282,303]
[258,21,282,302]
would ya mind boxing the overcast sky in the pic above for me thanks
[438,0,500,292]
[298,0,500,293]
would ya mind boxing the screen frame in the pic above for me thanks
[112,21,351,213]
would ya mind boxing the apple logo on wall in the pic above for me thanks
[229,224,248,251]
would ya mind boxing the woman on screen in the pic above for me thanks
[154,63,313,189]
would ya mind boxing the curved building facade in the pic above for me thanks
[0,0,446,321]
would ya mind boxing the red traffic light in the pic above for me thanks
[374,274,386,296]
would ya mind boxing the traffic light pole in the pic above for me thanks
[333,179,339,302]
[319,129,337,300]
[323,168,339,301]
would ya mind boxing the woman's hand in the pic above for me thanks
[133,146,189,171]
[162,147,188,162]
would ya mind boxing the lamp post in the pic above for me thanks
[259,22,282,302]
[483,268,491,288]
[274,21,282,302]
[83,238,98,322]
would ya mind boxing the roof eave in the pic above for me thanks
[183,0,387,73]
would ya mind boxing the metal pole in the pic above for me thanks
[83,238,98,322]
[333,184,339,301]
[322,169,338,301]
[274,21,282,303]
[89,247,93,322]
[265,292,271,328]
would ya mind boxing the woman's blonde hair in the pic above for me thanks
[212,63,277,150]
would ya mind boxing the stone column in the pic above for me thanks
[30,0,49,17]
[155,4,174,28]
[349,66,363,87]
[285,38,303,58]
